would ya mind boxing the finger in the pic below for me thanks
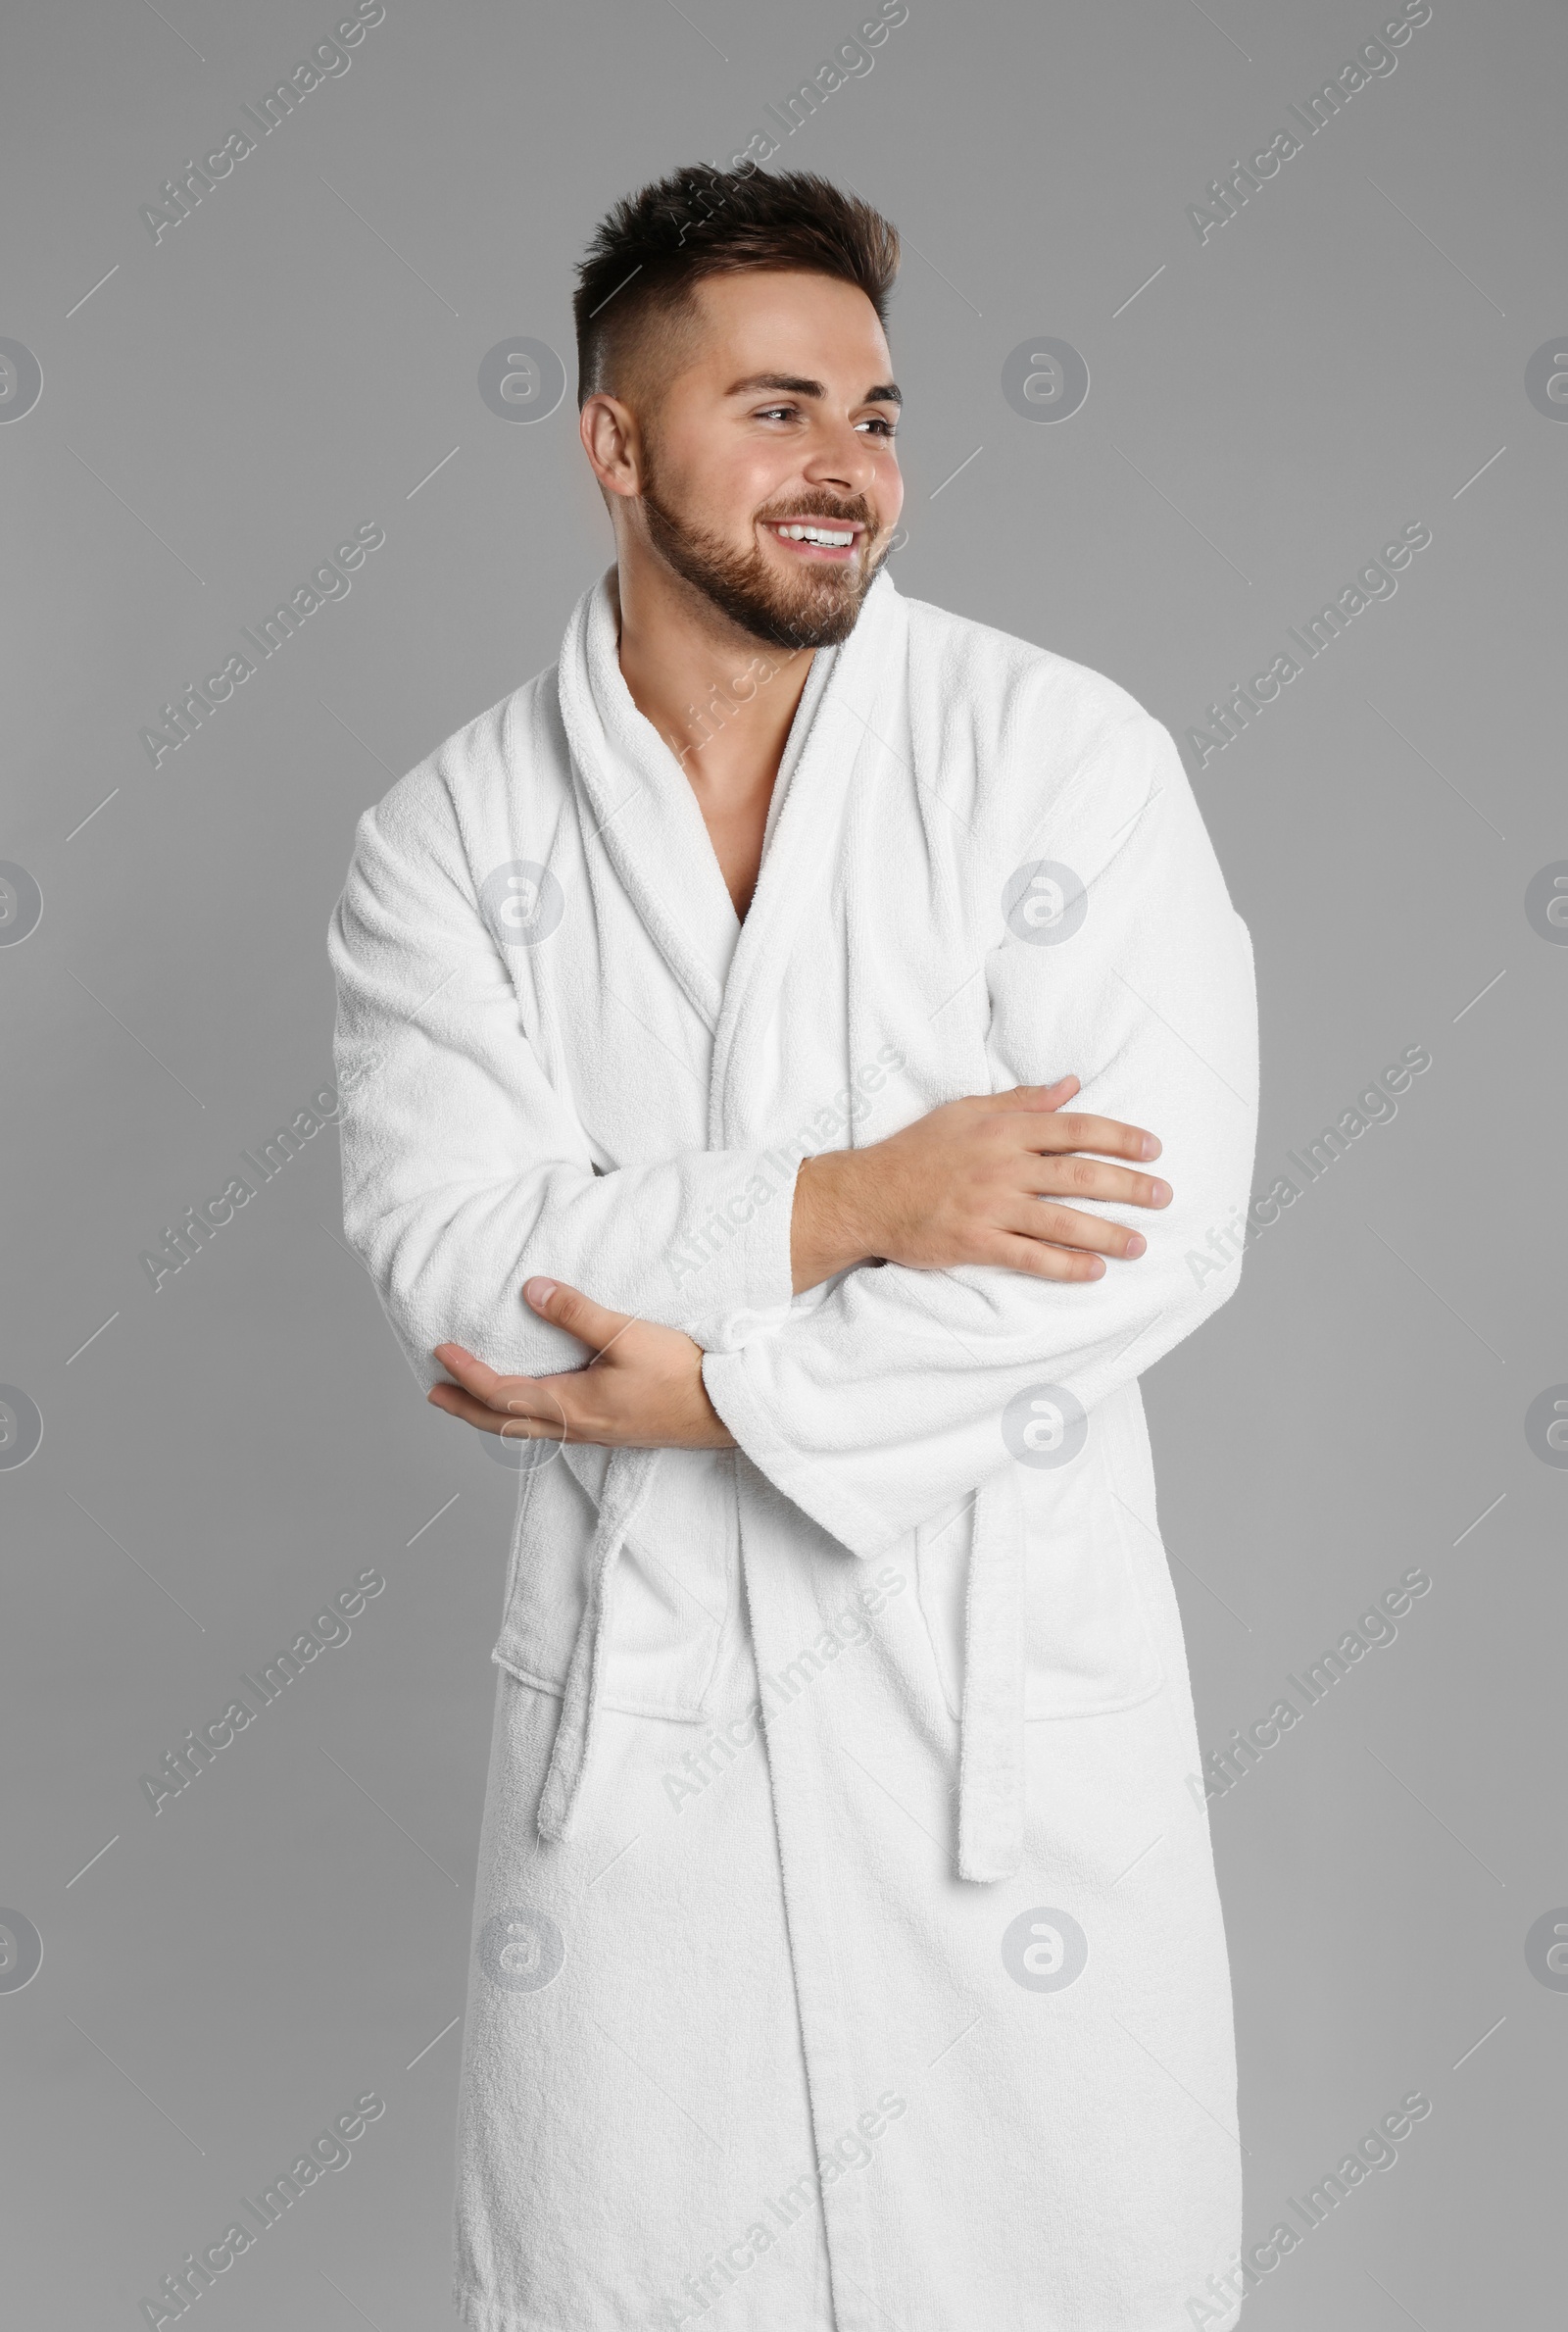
[976,1230,1108,1282]
[986,1077,1080,1114]
[428,1383,564,1440]
[431,1344,574,1425]
[429,1350,572,1431]
[1000,1198,1148,1260]
[1013,1109,1162,1164]
[1027,1159,1172,1210]
[430,1343,515,1404]
[522,1276,638,1356]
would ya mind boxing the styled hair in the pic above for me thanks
[573,165,900,409]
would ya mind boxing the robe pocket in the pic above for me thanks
[1015,1424,1164,1719]
[489,1447,733,1722]
[914,1398,1164,1723]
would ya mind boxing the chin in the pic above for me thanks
[797,599,867,648]
[640,478,881,651]
[700,555,879,651]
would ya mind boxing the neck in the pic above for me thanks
[612,543,816,801]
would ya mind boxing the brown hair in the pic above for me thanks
[573,165,900,410]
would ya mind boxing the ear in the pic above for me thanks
[580,393,644,501]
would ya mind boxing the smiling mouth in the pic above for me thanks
[760,518,865,563]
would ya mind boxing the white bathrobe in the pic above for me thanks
[329,565,1259,2332]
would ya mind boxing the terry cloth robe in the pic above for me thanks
[328,565,1260,2332]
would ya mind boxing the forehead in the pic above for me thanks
[677,268,892,382]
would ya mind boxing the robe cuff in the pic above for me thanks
[673,1150,804,1341]
[701,1343,898,1562]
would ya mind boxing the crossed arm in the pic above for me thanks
[427,1074,1172,1452]
[334,712,1258,1527]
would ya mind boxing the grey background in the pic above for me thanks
[2,0,1561,2323]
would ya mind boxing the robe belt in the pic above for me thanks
[538,1447,1028,1887]
[956,1466,1028,1884]
[536,1445,663,1845]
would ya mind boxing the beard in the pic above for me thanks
[639,462,885,651]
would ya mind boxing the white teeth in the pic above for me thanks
[774,523,855,546]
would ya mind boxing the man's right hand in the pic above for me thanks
[790,1075,1170,1292]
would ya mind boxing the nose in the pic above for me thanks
[800,417,879,498]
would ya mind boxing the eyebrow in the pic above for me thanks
[725,372,903,407]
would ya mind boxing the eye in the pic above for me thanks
[858,414,899,438]
[753,404,801,423]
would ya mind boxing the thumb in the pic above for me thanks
[522,1276,634,1354]
[1000,1075,1079,1111]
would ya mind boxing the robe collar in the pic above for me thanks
[554,563,907,1139]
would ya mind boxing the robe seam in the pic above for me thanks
[488,1650,712,1725]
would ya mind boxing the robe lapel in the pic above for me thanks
[709,570,907,1146]
[554,569,739,1034]
[558,563,908,1148]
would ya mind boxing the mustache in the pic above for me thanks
[755,495,878,535]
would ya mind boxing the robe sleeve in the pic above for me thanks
[700,711,1260,1560]
[327,773,801,1393]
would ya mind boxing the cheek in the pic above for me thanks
[702,447,797,542]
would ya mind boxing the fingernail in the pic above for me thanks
[1150,1180,1171,1204]
[524,1277,558,1305]
[1140,1134,1160,1159]
[1125,1233,1146,1258]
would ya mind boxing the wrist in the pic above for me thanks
[693,1348,737,1448]
[791,1149,881,1293]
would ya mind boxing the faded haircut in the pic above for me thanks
[573,164,900,410]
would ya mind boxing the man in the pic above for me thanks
[330,165,1258,2332]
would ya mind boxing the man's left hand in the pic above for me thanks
[428,1278,736,1452]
